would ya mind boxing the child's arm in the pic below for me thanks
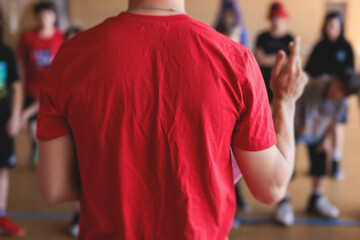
[7,81,23,137]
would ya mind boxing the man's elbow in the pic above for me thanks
[39,187,64,206]
[254,186,287,205]
[37,178,64,206]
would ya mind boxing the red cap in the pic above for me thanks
[268,2,289,20]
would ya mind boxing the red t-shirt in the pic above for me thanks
[37,13,276,240]
[18,29,63,99]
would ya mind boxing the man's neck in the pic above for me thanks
[38,26,56,39]
[128,0,185,16]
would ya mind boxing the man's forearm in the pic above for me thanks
[272,98,296,182]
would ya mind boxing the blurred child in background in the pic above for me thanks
[215,0,250,47]
[274,69,360,226]
[0,11,25,237]
[17,2,63,166]
[305,12,355,180]
[255,2,294,103]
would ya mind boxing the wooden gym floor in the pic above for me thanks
[1,97,359,240]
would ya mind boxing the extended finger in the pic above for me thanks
[271,50,286,79]
[287,36,301,66]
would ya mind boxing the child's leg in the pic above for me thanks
[29,120,38,167]
[0,168,9,214]
[331,123,345,179]
[0,168,25,236]
[307,143,339,219]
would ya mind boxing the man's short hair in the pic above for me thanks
[33,1,56,15]
[334,68,360,96]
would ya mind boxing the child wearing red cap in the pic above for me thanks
[255,2,294,103]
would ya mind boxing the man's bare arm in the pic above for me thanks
[38,135,80,205]
[232,37,308,205]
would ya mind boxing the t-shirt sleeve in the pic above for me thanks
[37,51,71,141]
[37,88,71,141]
[232,49,277,151]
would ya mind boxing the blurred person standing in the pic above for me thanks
[0,11,25,237]
[274,70,360,226]
[17,2,63,166]
[305,12,354,180]
[255,2,294,103]
[215,0,250,47]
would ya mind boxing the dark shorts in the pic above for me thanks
[307,142,327,177]
[290,139,327,181]
[25,96,38,123]
[0,99,16,168]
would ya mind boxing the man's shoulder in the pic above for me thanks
[186,18,250,56]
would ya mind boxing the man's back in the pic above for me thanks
[38,12,275,240]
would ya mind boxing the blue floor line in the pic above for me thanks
[6,212,360,226]
[238,217,360,226]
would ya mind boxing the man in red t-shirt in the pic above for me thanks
[17,2,63,158]
[37,1,307,239]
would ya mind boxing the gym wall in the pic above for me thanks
[70,0,360,70]
[1,0,360,69]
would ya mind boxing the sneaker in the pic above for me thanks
[331,161,345,180]
[0,215,26,237]
[332,168,345,180]
[307,195,339,219]
[274,199,295,226]
[70,212,80,238]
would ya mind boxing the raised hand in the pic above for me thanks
[270,37,308,103]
